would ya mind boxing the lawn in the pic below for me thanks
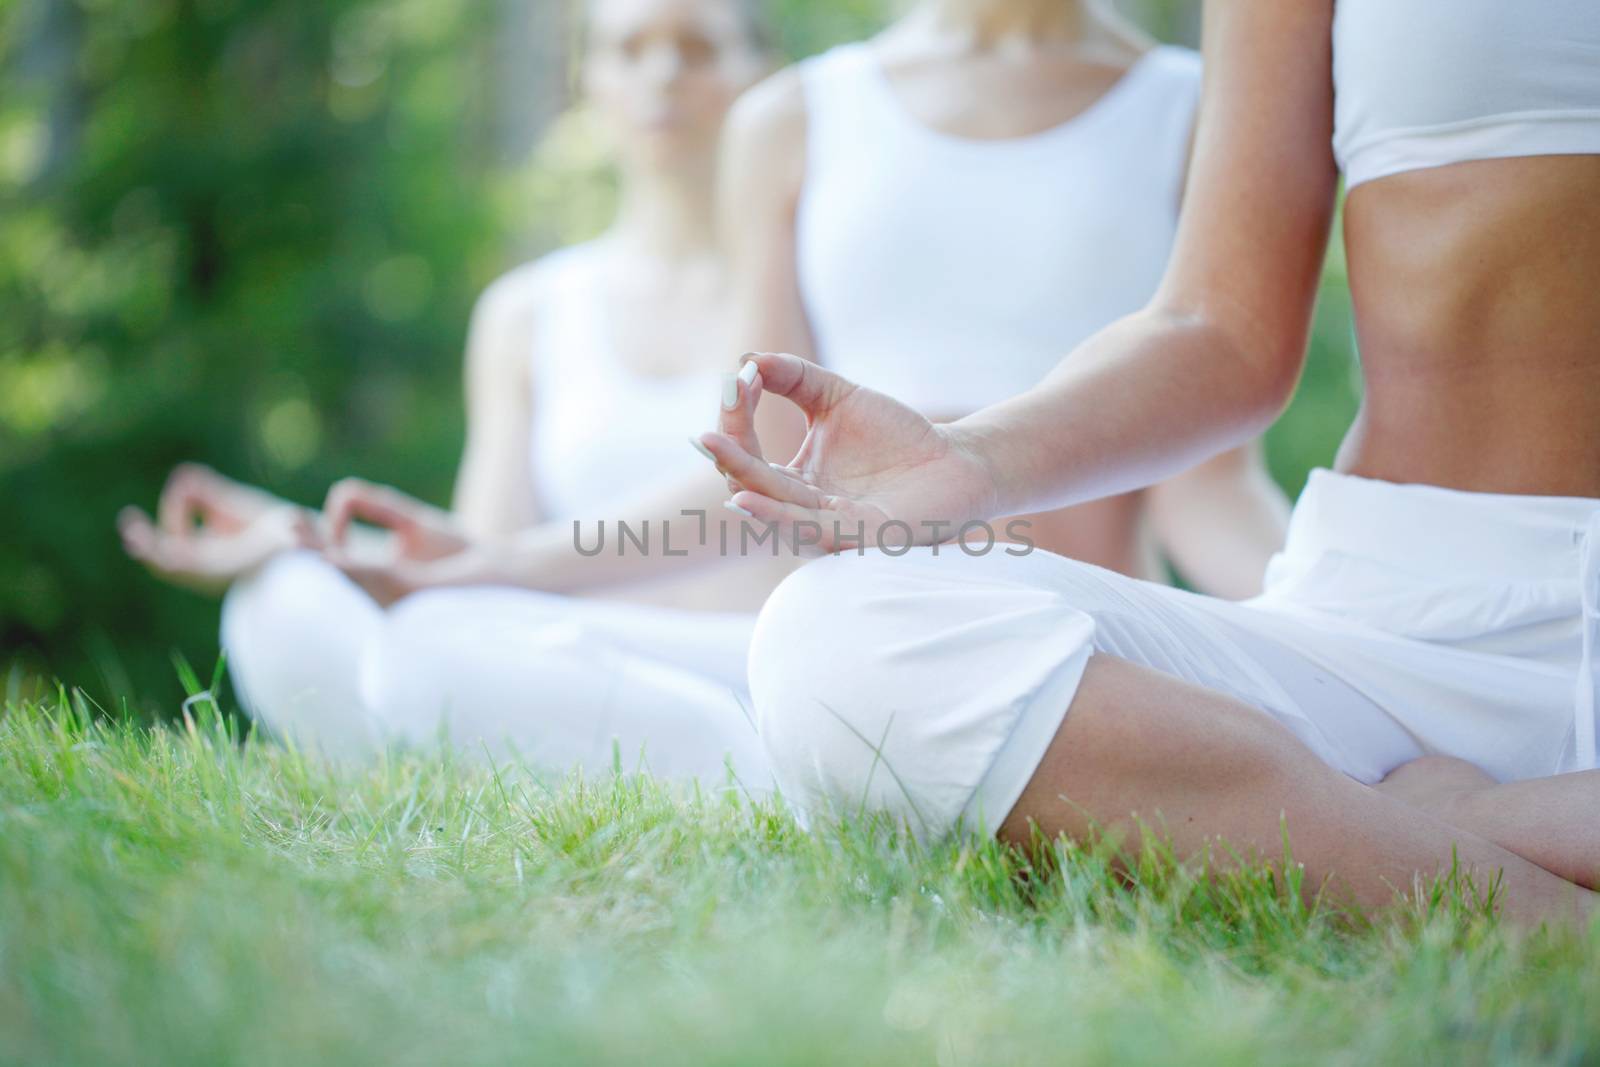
[2,692,1597,1066]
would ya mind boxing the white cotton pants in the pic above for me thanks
[220,552,771,787]
[748,470,1600,840]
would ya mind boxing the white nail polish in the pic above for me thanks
[723,500,754,518]
[721,373,739,410]
[738,361,759,388]
[688,437,716,463]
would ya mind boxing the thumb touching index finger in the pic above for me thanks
[718,358,766,462]
[741,352,853,419]
[323,479,416,547]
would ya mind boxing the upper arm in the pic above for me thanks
[1156,0,1340,401]
[718,66,814,456]
[451,268,541,541]
[719,66,814,359]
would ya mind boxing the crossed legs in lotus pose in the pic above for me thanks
[999,657,1598,926]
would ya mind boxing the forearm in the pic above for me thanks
[453,485,538,546]
[956,307,1298,521]
[446,468,767,594]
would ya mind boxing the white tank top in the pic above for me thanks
[527,242,720,520]
[796,43,1200,417]
[1333,1,1600,189]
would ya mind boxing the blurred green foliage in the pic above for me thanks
[1,0,1358,715]
[2,0,507,707]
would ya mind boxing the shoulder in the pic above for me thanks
[729,39,885,150]
[465,243,603,387]
[726,63,809,156]
[722,64,811,200]
[473,261,541,331]
[473,242,601,334]
[725,42,885,188]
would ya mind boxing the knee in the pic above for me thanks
[748,550,1098,840]
[748,554,892,777]
[219,550,381,756]
[223,551,356,630]
[749,554,931,833]
[1376,754,1497,810]
[221,550,369,676]
[747,553,871,707]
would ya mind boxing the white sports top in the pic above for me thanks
[796,43,1201,416]
[527,242,719,519]
[1333,0,1600,189]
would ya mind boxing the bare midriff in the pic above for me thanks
[1338,154,1600,499]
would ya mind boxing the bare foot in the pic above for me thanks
[1381,760,1600,892]
[1377,755,1497,811]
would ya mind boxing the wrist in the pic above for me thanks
[944,417,1009,522]
[485,524,580,593]
[413,543,500,589]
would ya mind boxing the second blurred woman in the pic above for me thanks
[122,0,788,778]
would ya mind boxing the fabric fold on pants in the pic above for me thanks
[221,552,772,790]
[748,470,1600,840]
[1575,510,1600,770]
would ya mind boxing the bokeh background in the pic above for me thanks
[0,0,1360,714]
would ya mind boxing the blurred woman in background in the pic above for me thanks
[124,0,1286,776]
[722,0,1287,598]
[122,0,787,779]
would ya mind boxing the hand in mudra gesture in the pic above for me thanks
[311,478,477,606]
[119,464,312,595]
[695,353,998,555]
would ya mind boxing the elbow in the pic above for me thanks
[1242,343,1302,433]
[1233,316,1311,433]
[1148,280,1310,435]
[1169,305,1306,436]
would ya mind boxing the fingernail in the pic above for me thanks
[721,373,739,411]
[738,352,760,365]
[688,437,716,463]
[738,361,759,388]
[723,500,754,519]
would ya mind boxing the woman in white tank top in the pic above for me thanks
[117,0,786,779]
[721,0,1289,598]
[707,1,1600,920]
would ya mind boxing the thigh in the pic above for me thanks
[371,589,770,786]
[1003,553,1424,782]
[395,587,756,695]
[1000,654,1354,850]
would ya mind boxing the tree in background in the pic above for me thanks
[2,0,506,706]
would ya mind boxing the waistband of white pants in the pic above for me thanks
[1285,468,1600,772]
[1284,468,1600,583]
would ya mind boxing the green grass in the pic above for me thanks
[2,693,1597,1066]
